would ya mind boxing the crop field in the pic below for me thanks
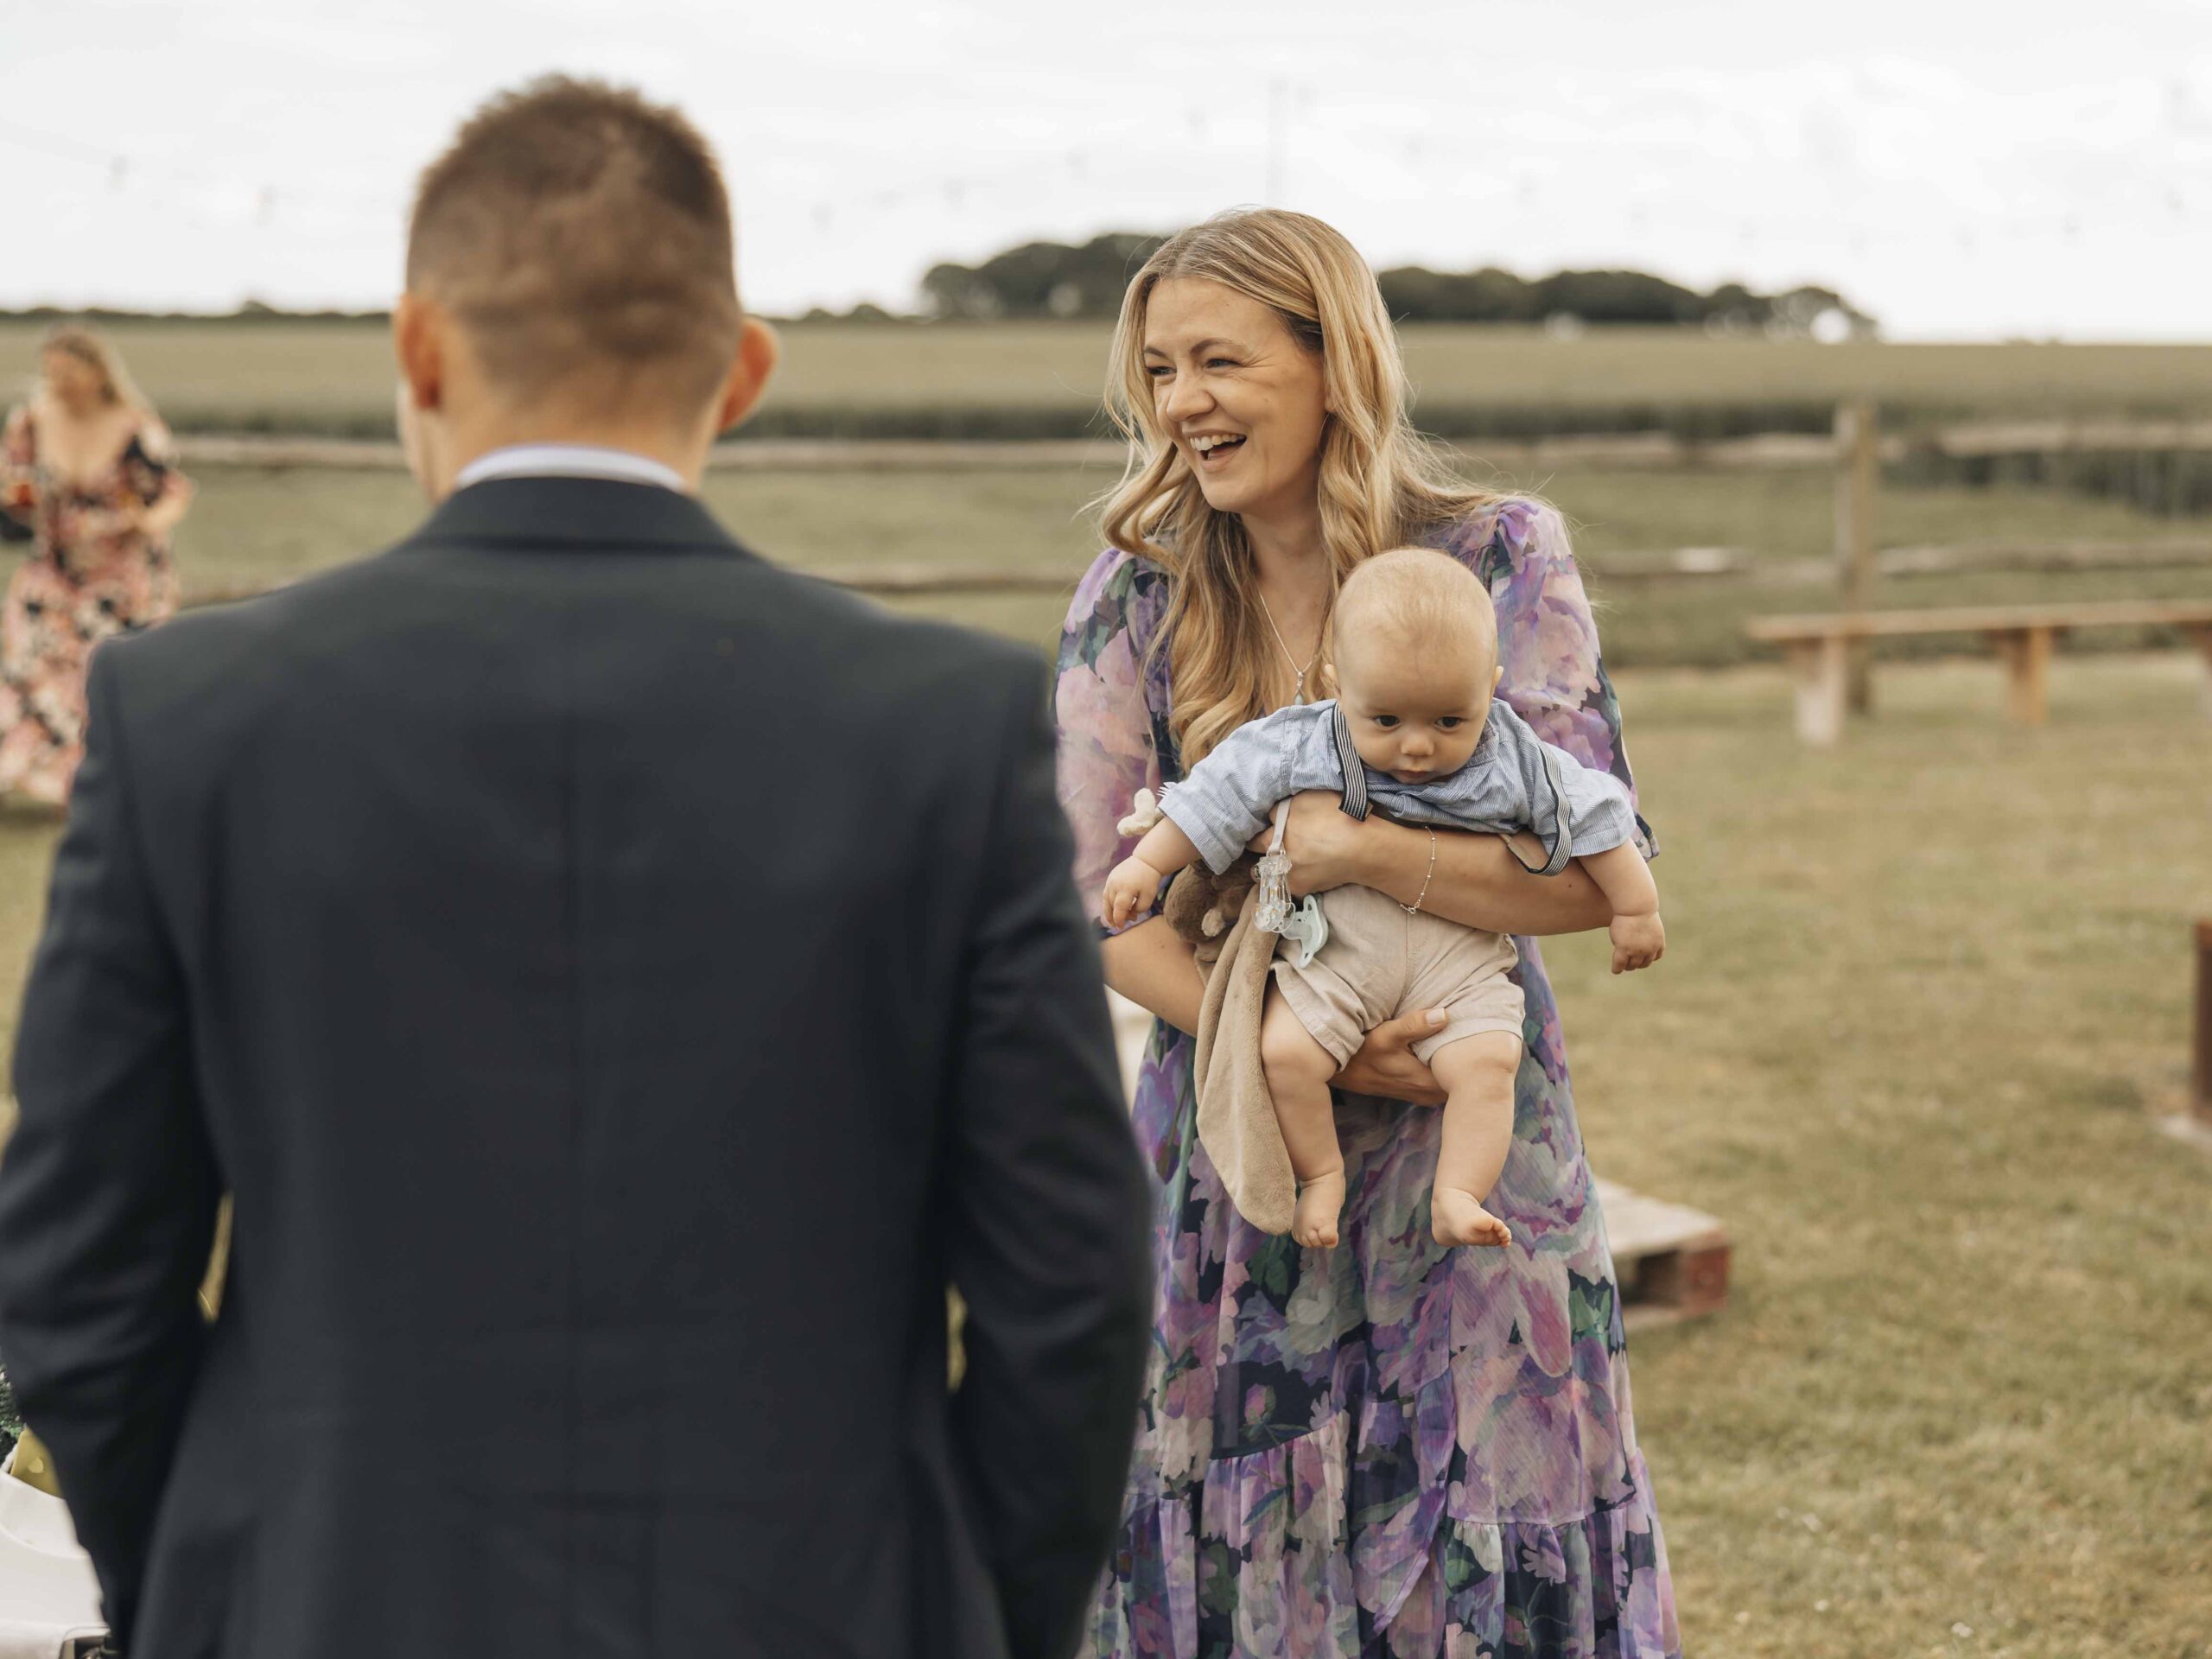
[9,321,2212,438]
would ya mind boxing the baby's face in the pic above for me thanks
[1336,628,1497,785]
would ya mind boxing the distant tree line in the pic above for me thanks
[8,245,1873,339]
[916,233,1874,336]
[0,300,389,325]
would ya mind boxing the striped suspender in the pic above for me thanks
[1529,741,1575,876]
[1330,703,1370,820]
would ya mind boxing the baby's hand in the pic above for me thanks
[1610,911,1665,974]
[1103,855,1166,930]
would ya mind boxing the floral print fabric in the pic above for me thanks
[0,404,188,803]
[1052,501,1680,1658]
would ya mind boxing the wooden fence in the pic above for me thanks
[172,409,2212,615]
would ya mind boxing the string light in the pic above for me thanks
[0,105,2197,286]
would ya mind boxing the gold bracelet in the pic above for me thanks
[1402,825,1438,916]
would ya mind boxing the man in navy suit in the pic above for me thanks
[0,76,1151,1659]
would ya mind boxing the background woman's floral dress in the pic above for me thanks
[0,404,189,804]
[1053,501,1681,1659]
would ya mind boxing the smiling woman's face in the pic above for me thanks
[1141,277,1328,527]
[40,348,106,416]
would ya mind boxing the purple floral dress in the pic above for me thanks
[1052,501,1681,1659]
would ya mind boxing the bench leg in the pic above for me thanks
[1846,639,1874,717]
[1994,626,2052,725]
[2184,626,2212,721]
[1787,638,1849,746]
[2196,920,2212,1129]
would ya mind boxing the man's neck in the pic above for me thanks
[434,416,712,499]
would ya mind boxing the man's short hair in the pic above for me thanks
[407,76,742,417]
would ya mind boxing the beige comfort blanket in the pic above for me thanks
[1169,865,1298,1236]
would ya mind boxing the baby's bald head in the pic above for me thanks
[1332,549,1501,783]
[1333,547,1498,687]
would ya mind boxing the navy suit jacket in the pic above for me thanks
[0,478,1152,1659]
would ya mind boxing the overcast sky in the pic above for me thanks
[4,0,2210,340]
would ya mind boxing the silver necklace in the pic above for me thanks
[1257,591,1329,706]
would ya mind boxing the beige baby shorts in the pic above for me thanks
[1271,882,1525,1067]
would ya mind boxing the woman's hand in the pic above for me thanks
[1331,1008,1448,1105]
[1245,791,1374,898]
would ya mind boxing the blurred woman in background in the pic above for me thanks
[0,326,191,805]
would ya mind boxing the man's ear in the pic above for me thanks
[393,292,446,412]
[1493,664,1504,690]
[714,316,781,435]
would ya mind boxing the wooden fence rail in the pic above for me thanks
[174,538,2212,613]
[163,408,2212,610]
[173,416,2212,479]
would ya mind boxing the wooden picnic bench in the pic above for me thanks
[1745,599,2212,745]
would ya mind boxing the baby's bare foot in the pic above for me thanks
[1292,1170,1346,1249]
[1431,1187,1512,1249]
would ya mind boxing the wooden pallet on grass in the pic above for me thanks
[2156,920,2212,1152]
[1594,1178,1732,1331]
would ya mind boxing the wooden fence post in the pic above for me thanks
[2194,920,2212,1128]
[1834,401,1879,712]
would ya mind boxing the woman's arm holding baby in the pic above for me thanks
[1099,911,1447,1102]
[1262,794,1616,936]
[1098,918,1206,1038]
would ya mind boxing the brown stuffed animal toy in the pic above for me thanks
[1120,789,1257,965]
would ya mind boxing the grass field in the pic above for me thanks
[10,321,2212,436]
[1534,650,2212,1658]
[158,458,2212,669]
[0,651,2204,1656]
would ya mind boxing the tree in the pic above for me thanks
[922,233,1165,320]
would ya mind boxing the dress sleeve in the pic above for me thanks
[1483,500,1657,856]
[1052,550,1166,934]
[0,407,35,541]
[123,417,193,517]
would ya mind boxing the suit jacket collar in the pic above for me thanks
[412,476,756,557]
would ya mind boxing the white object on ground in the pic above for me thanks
[0,1451,104,1659]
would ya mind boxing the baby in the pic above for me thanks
[1103,548,1663,1250]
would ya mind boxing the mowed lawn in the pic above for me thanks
[0,651,2205,1656]
[1541,652,2212,1659]
[161,459,2212,669]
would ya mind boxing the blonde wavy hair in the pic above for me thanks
[1098,209,1504,766]
[37,325,149,413]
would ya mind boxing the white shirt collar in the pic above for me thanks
[454,443,688,494]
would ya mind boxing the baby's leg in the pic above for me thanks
[1259,987,1348,1249]
[1425,1032,1523,1248]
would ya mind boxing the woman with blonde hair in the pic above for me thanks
[0,326,192,804]
[1054,210,1680,1656]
